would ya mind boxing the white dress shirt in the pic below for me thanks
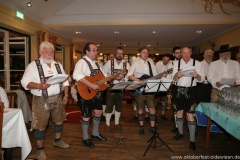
[73,55,107,81]
[0,87,9,108]
[102,59,130,84]
[172,58,205,87]
[155,61,172,79]
[207,59,240,90]
[200,60,211,84]
[21,58,69,96]
[127,57,157,78]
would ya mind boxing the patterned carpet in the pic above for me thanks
[64,108,82,124]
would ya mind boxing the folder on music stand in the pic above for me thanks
[111,81,143,90]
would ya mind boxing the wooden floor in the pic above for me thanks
[12,101,240,160]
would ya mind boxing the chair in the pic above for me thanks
[0,102,4,160]
[6,92,17,108]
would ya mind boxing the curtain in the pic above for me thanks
[36,30,45,58]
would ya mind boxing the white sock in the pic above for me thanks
[112,105,115,114]
[115,111,121,125]
[105,113,112,126]
[102,105,106,116]
[174,113,178,127]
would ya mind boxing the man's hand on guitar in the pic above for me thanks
[91,83,100,90]
[162,72,167,78]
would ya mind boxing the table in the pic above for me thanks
[2,108,32,160]
[6,90,32,123]
[195,103,240,147]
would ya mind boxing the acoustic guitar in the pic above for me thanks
[77,69,127,100]
[129,68,172,96]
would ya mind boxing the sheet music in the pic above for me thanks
[144,78,172,92]
[111,81,142,90]
[220,78,236,85]
[181,66,196,77]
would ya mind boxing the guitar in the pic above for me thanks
[129,68,172,96]
[77,69,127,100]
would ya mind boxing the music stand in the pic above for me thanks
[143,78,174,156]
[102,83,138,158]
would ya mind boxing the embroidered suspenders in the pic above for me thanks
[82,58,101,77]
[35,60,63,97]
[110,59,126,75]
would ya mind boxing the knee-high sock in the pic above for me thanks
[174,113,178,127]
[176,118,184,134]
[92,116,101,136]
[115,111,121,125]
[105,113,112,126]
[82,120,89,140]
[102,105,106,116]
[188,121,196,142]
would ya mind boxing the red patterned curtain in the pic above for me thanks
[49,34,57,52]
[36,30,45,58]
[70,44,74,70]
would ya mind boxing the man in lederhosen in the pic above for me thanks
[73,42,123,148]
[102,47,130,133]
[21,41,69,160]
[172,46,204,151]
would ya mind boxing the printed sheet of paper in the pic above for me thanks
[111,81,142,90]
[181,66,196,77]
[220,78,236,85]
[46,74,68,85]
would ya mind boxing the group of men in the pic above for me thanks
[21,41,240,159]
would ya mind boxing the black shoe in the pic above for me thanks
[173,132,183,140]
[139,127,144,136]
[189,141,196,151]
[82,139,94,148]
[91,134,107,141]
[171,127,178,133]
[150,127,159,136]
[161,115,168,121]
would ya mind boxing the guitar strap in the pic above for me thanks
[83,58,101,77]
[110,59,126,75]
[147,61,153,77]
[35,60,63,97]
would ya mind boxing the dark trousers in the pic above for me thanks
[196,83,212,104]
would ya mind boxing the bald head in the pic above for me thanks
[108,54,115,60]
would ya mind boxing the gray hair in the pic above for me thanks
[39,41,54,52]
[204,49,214,55]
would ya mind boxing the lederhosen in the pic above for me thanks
[172,59,196,113]
[105,60,126,113]
[35,60,63,110]
[77,58,103,118]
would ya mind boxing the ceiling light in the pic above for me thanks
[147,45,151,47]
[124,45,126,46]
[100,42,103,55]
[156,43,159,55]
[75,31,81,34]
[196,31,202,33]
[26,2,32,7]
[97,45,100,46]
[114,31,119,34]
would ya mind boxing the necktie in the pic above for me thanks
[147,61,153,77]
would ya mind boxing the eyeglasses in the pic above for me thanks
[88,50,98,52]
